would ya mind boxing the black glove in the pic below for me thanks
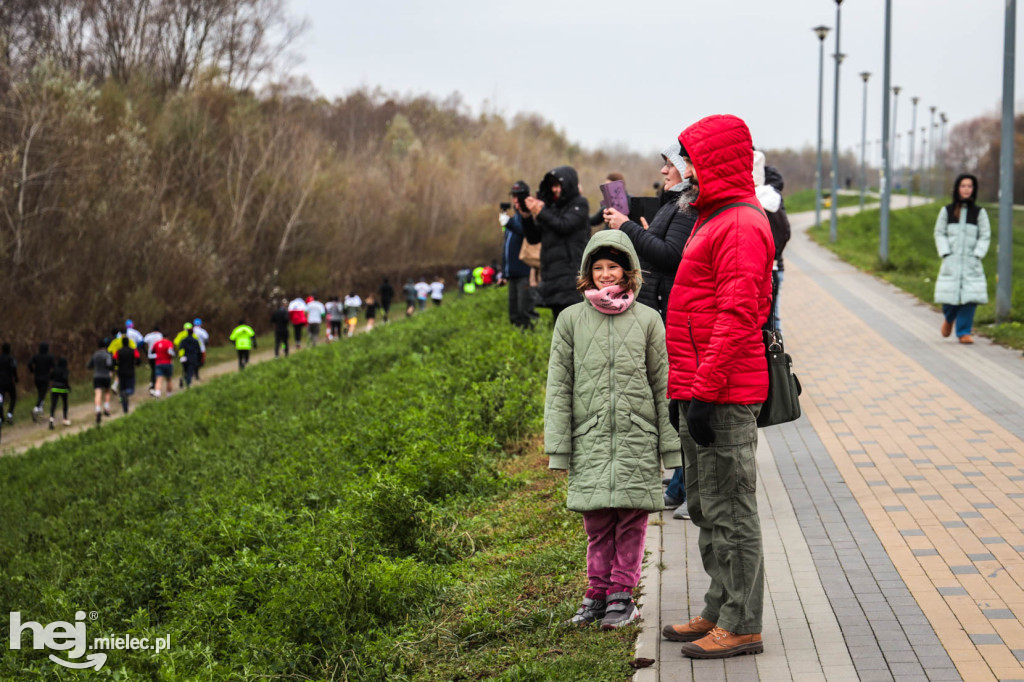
[668,399,680,432]
[686,398,716,447]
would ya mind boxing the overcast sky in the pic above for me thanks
[286,0,1020,165]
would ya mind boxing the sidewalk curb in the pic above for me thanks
[634,512,662,682]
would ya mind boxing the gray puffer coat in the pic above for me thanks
[934,203,990,306]
[545,230,681,512]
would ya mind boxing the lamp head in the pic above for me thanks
[930,105,937,114]
[813,25,831,40]
[911,96,920,105]
[892,86,902,95]
[860,71,871,82]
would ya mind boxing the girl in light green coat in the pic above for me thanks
[934,173,990,344]
[546,229,680,630]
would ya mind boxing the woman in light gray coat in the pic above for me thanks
[934,173,990,345]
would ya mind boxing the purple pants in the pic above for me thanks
[582,508,649,595]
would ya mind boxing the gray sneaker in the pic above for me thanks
[601,592,641,629]
[664,493,682,510]
[674,505,690,520]
[564,597,606,627]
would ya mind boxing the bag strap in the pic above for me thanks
[705,201,766,223]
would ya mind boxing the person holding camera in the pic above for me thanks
[502,181,537,329]
[520,166,590,322]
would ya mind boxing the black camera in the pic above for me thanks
[510,180,531,212]
[500,202,512,211]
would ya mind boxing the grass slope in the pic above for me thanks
[808,203,1024,348]
[0,290,637,681]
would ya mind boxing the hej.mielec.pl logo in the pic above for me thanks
[9,611,171,670]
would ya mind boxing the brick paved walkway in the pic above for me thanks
[635,205,1024,682]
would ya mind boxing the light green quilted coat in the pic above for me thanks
[545,230,681,512]
[934,206,991,305]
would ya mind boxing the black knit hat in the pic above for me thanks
[590,246,631,272]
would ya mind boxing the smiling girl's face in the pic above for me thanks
[591,258,625,289]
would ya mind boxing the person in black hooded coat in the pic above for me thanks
[521,165,590,322]
[28,342,56,420]
[603,142,695,321]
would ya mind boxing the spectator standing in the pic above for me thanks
[180,329,202,387]
[28,342,56,423]
[151,335,176,397]
[379,278,395,323]
[114,336,140,414]
[87,338,114,424]
[934,173,990,345]
[522,165,590,322]
[414,278,430,311]
[429,277,445,307]
[546,230,680,629]
[403,279,417,317]
[661,115,773,659]
[603,140,697,519]
[306,295,327,348]
[270,299,290,356]
[288,295,308,349]
[229,320,256,370]
[48,357,70,428]
[143,325,164,392]
[0,343,18,423]
[343,292,363,337]
[753,151,790,333]
[503,185,537,329]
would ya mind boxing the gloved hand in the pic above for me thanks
[686,398,716,446]
[668,399,680,432]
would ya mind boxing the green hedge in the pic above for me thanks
[0,290,554,679]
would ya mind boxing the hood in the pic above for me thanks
[951,173,979,205]
[678,114,756,214]
[538,165,581,206]
[38,342,49,354]
[579,229,643,297]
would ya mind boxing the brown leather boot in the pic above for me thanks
[941,320,953,337]
[959,335,974,344]
[662,616,716,642]
[680,627,763,658]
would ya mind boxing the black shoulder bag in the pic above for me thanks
[757,275,802,427]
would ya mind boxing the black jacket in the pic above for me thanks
[180,336,202,363]
[618,190,695,320]
[522,166,590,308]
[270,308,289,333]
[0,353,17,387]
[28,344,56,383]
[764,165,791,270]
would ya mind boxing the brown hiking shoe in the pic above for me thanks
[941,320,953,337]
[959,335,974,344]
[662,616,716,642]
[680,627,763,659]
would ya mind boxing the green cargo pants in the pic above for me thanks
[680,401,763,635]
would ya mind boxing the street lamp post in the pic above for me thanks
[829,0,845,244]
[996,0,1015,322]
[907,97,919,205]
[879,0,893,264]
[891,86,901,189]
[814,25,831,229]
[926,105,937,198]
[859,71,871,210]
[938,113,948,200]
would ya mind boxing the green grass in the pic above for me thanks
[0,289,638,680]
[785,188,865,214]
[808,203,1024,349]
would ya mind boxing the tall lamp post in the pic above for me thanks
[920,126,928,200]
[907,97,919,206]
[814,25,831,228]
[926,105,937,198]
[829,0,845,243]
[938,113,948,200]
[996,0,1015,322]
[859,72,871,210]
[879,0,893,264]
[891,86,901,189]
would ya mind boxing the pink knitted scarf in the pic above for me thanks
[584,284,635,315]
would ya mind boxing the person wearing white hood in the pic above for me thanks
[752,150,791,333]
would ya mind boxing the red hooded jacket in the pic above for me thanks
[665,115,774,404]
